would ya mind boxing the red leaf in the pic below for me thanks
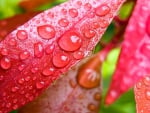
[19,52,104,113]
[105,0,150,104]
[134,76,150,113]
[0,0,125,112]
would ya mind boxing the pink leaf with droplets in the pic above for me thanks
[0,0,125,112]
[134,75,150,113]
[105,0,150,104]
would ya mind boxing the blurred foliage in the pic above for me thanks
[0,0,136,113]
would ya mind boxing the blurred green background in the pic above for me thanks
[0,0,136,113]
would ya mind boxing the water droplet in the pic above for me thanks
[84,3,92,11]
[88,12,95,18]
[145,90,150,100]
[20,90,25,95]
[88,103,97,111]
[34,42,44,58]
[1,48,8,55]
[77,69,100,89]
[52,52,70,68]
[16,30,28,40]
[73,51,84,59]
[99,20,109,28]
[18,78,25,84]
[58,18,69,27]
[25,76,31,82]
[92,22,100,29]
[13,104,18,110]
[37,25,55,39]
[143,76,150,86]
[36,81,45,89]
[45,44,55,54]
[0,75,4,81]
[94,92,101,101]
[76,1,82,6]
[18,64,25,71]
[6,103,11,108]
[42,67,55,76]
[58,32,82,52]
[140,43,150,58]
[9,38,17,46]
[0,57,11,69]
[31,67,39,73]
[146,16,150,36]
[83,29,96,38]
[61,8,67,15]
[19,51,30,60]
[13,99,18,103]
[69,8,78,18]
[95,4,110,16]
[11,86,19,93]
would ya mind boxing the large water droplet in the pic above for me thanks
[34,42,44,58]
[83,29,96,38]
[9,38,17,46]
[69,8,78,18]
[58,18,69,27]
[73,51,84,59]
[84,3,92,11]
[146,15,150,36]
[0,57,11,69]
[145,90,150,100]
[95,4,110,16]
[58,32,82,52]
[37,25,55,39]
[1,48,8,56]
[45,44,55,54]
[77,69,100,89]
[42,67,55,76]
[17,30,28,40]
[19,51,30,60]
[140,42,150,58]
[36,81,45,89]
[52,52,70,68]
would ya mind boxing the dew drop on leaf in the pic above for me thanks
[1,48,8,56]
[42,67,55,77]
[83,29,96,38]
[34,42,44,58]
[95,4,110,17]
[37,25,55,39]
[9,38,17,46]
[0,57,11,70]
[58,32,82,52]
[17,30,28,40]
[36,81,45,89]
[69,8,78,18]
[58,18,69,27]
[84,3,92,11]
[73,51,84,59]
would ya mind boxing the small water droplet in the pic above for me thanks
[1,48,8,56]
[84,3,92,11]
[145,90,150,100]
[0,57,11,69]
[36,81,45,89]
[83,29,96,38]
[31,67,39,73]
[9,38,17,46]
[45,44,55,54]
[69,79,77,88]
[88,12,95,18]
[37,25,55,39]
[61,8,67,15]
[52,52,70,68]
[20,90,25,95]
[99,20,109,28]
[18,64,25,71]
[94,92,101,101]
[18,78,25,84]
[13,99,18,103]
[0,75,4,81]
[25,76,31,82]
[19,51,30,60]
[13,104,18,110]
[140,43,150,58]
[92,22,100,29]
[146,16,150,36]
[69,8,78,18]
[42,67,55,76]
[88,103,97,111]
[95,4,110,16]
[34,42,44,58]
[73,51,84,59]
[11,86,19,93]
[58,18,69,27]
[143,76,150,86]
[77,69,100,89]
[16,30,28,40]
[58,32,82,52]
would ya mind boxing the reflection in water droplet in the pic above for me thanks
[42,67,55,76]
[37,25,55,39]
[36,81,45,89]
[58,18,69,27]
[17,30,28,40]
[58,32,82,52]
[69,8,78,18]
[0,57,11,69]
[34,42,44,58]
[96,4,110,16]
[52,52,70,68]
